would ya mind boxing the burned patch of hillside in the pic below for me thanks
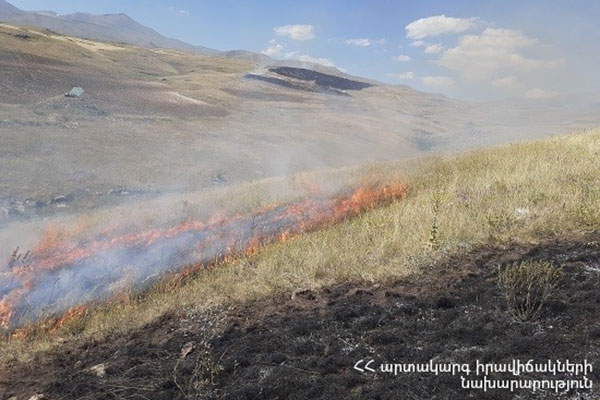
[245,73,351,96]
[270,67,374,91]
[1,234,599,399]
[245,67,375,96]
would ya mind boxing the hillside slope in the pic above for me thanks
[1,130,599,399]
[0,23,473,227]
[1,22,599,230]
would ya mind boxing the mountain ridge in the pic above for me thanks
[0,0,219,55]
[0,0,372,79]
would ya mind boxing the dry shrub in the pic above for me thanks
[498,261,562,321]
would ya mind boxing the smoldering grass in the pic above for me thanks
[1,128,599,363]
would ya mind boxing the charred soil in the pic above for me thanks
[1,234,599,399]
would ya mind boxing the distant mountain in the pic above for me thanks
[0,0,21,17]
[223,50,271,64]
[0,0,219,55]
[0,1,363,73]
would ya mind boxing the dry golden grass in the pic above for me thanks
[0,23,255,107]
[2,128,599,362]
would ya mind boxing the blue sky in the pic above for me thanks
[9,0,600,100]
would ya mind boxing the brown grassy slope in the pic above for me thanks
[0,23,471,224]
[0,23,253,111]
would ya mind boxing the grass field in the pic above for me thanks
[1,128,599,363]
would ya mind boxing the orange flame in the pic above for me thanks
[1,182,408,331]
[45,305,88,334]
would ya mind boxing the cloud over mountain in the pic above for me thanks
[274,24,315,40]
[405,15,478,39]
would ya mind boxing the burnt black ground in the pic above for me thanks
[1,234,599,400]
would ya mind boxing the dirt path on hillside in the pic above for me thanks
[1,235,599,399]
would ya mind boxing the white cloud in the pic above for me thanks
[524,88,558,99]
[405,15,477,39]
[386,72,416,79]
[424,44,444,54]
[346,38,371,47]
[394,54,411,62]
[439,28,562,80]
[262,43,284,57]
[345,38,386,47]
[274,24,315,40]
[410,40,426,47]
[422,76,455,88]
[401,17,565,98]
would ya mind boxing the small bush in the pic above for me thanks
[428,192,446,250]
[498,261,562,321]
